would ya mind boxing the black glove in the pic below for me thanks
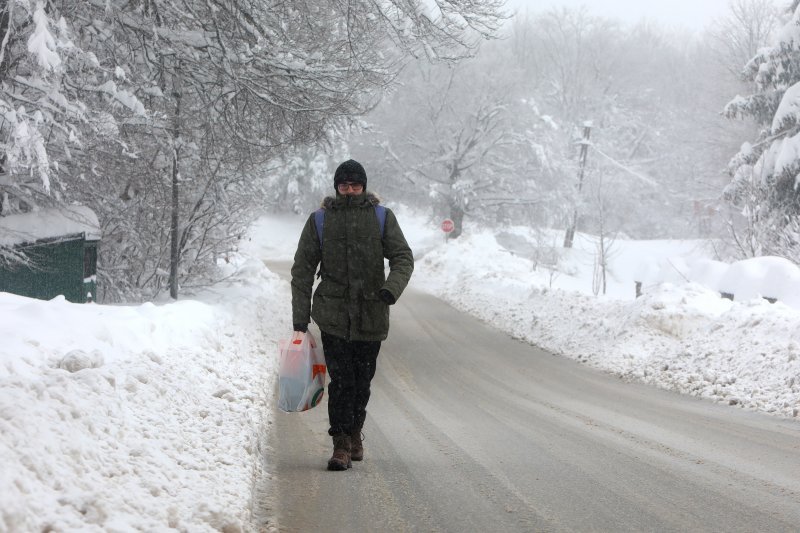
[378,289,396,305]
[293,323,308,332]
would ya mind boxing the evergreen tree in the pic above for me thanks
[725,0,800,259]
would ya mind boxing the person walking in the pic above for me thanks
[290,159,414,471]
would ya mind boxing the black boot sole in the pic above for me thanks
[327,459,352,471]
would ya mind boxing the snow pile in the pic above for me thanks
[412,225,800,418]
[0,257,288,531]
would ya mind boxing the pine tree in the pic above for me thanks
[724,0,800,260]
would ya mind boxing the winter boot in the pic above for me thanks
[350,427,364,461]
[327,435,352,471]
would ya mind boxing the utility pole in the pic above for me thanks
[564,121,592,248]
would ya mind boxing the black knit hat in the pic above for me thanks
[334,159,367,190]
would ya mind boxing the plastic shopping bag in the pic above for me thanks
[277,331,326,412]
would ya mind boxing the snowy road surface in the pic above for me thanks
[265,264,800,532]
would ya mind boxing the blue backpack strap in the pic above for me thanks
[314,208,325,248]
[375,205,387,239]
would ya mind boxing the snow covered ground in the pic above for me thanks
[1,259,289,531]
[2,205,799,530]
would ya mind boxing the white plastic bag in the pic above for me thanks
[277,331,326,412]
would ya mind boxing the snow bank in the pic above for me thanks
[0,257,288,531]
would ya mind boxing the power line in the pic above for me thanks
[590,144,659,188]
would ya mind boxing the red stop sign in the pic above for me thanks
[441,219,455,233]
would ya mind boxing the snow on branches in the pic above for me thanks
[2,2,81,198]
[27,3,61,71]
[725,1,800,260]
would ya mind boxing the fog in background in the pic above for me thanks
[505,0,776,30]
[2,0,796,301]
[315,1,783,244]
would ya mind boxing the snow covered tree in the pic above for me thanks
[724,0,800,261]
[1,2,71,199]
[267,142,350,215]
[0,0,148,273]
[1,2,117,205]
[509,9,661,240]
[365,58,528,239]
[66,0,508,300]
[507,7,760,241]
[707,0,781,76]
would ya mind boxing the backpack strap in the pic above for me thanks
[314,208,325,248]
[314,205,386,249]
[375,205,387,239]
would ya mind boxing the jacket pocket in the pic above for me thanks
[360,292,389,333]
[312,281,347,327]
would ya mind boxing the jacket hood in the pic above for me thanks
[321,191,381,209]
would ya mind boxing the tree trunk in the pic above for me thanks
[449,202,465,239]
[169,67,182,300]
[0,4,10,80]
[169,145,180,299]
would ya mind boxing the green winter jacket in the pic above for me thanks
[291,192,414,341]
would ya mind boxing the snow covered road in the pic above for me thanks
[269,281,800,532]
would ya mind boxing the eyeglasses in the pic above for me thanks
[337,182,364,192]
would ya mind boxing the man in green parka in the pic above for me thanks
[291,159,414,471]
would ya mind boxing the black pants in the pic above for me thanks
[321,331,381,436]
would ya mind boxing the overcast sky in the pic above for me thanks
[507,0,790,31]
